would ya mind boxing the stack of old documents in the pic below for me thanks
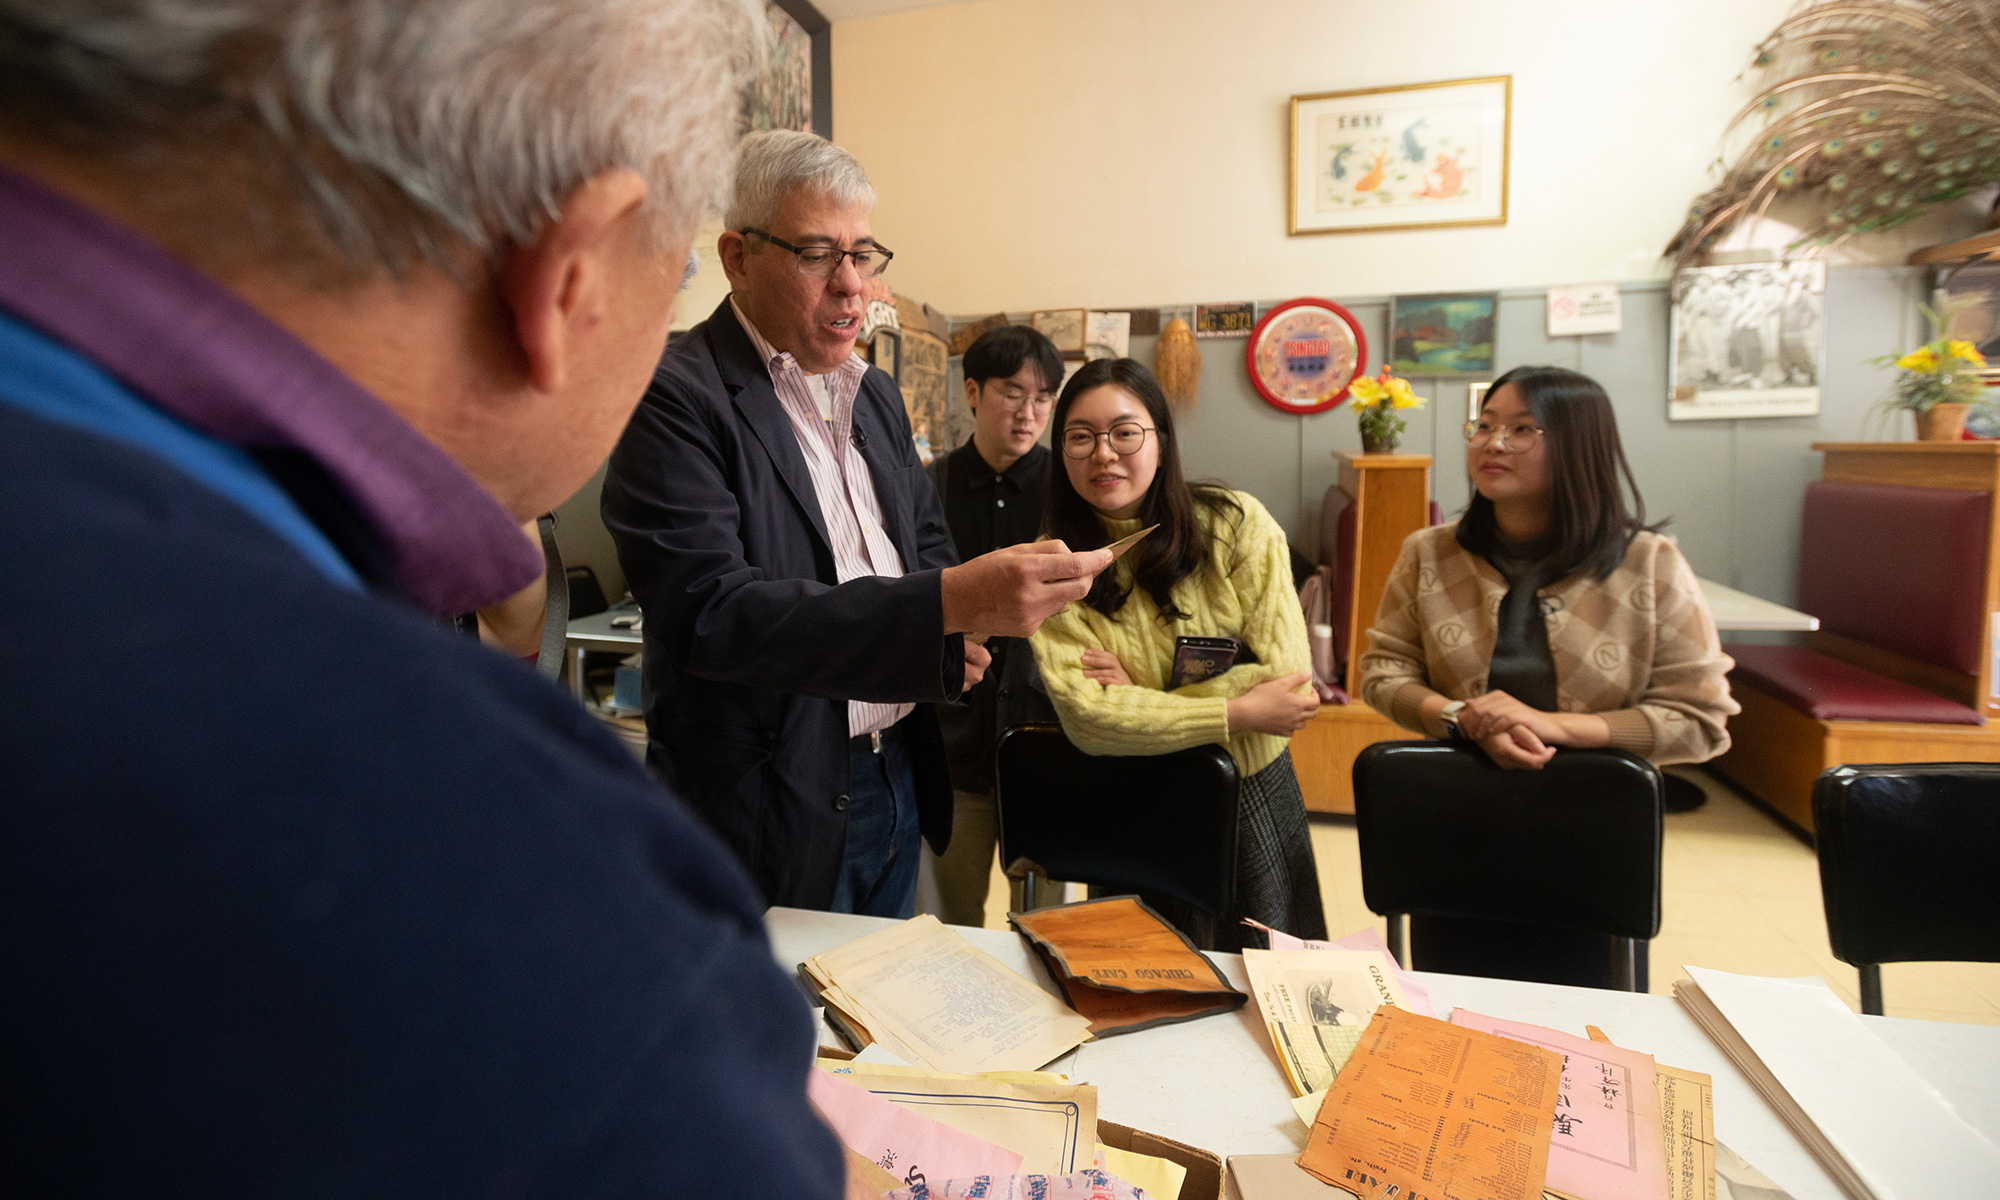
[800,915,1093,1074]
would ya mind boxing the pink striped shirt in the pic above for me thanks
[732,299,913,738]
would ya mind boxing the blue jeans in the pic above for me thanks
[830,723,920,918]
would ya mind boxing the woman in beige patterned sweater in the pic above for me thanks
[1359,366,1737,769]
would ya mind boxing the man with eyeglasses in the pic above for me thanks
[604,132,1110,918]
[918,325,1064,925]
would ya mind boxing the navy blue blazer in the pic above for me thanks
[0,400,842,1196]
[602,299,961,909]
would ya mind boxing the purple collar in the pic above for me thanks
[0,163,541,616]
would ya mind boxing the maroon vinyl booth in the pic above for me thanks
[1711,480,2000,831]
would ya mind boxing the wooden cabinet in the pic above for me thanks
[1294,451,1432,814]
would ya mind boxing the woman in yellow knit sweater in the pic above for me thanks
[1030,357,1325,950]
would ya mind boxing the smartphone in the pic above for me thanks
[1169,636,1240,689]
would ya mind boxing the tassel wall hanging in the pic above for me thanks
[1155,308,1202,410]
[1667,0,2000,275]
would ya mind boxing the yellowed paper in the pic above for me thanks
[1097,1141,1188,1200]
[830,1068,1097,1175]
[1586,1025,1715,1200]
[1242,949,1406,1027]
[1271,1021,1364,1096]
[847,1147,903,1196]
[1299,1007,1560,1200]
[816,1057,1070,1087]
[1243,948,1405,1097]
[1291,1088,1328,1131]
[804,915,1093,1074]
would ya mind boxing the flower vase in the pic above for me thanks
[1361,431,1398,454]
[1918,402,1971,442]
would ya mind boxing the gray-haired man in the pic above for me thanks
[603,132,1108,919]
[0,1,853,1193]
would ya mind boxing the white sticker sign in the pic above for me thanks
[1547,283,1623,336]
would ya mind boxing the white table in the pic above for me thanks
[563,607,642,704]
[1697,577,1819,633]
[768,907,2000,1200]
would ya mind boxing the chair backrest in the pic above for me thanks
[995,724,1239,915]
[1353,741,1663,939]
[1798,480,1990,675]
[565,564,609,619]
[1813,762,2000,969]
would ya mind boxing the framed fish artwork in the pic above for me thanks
[1245,298,1368,414]
[1289,76,1511,236]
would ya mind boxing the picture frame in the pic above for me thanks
[1390,292,1498,378]
[1032,308,1088,357]
[1466,381,1491,426]
[1245,297,1369,415]
[757,2,832,139]
[1289,76,1511,237]
[1668,260,1823,421]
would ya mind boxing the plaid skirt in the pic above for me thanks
[1139,749,1328,953]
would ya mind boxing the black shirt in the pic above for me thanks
[1484,537,1562,712]
[931,438,1050,562]
[926,439,1053,790]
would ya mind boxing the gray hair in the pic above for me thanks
[0,0,766,276]
[724,129,874,234]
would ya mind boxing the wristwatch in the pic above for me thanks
[1439,700,1467,739]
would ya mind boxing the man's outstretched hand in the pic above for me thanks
[941,540,1115,638]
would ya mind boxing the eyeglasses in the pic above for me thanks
[1063,422,1155,459]
[1463,419,1546,452]
[741,228,893,279]
[987,385,1054,413]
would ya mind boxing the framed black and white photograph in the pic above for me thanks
[1669,260,1824,421]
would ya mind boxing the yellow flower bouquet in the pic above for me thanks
[1873,303,1989,439]
[1348,368,1423,453]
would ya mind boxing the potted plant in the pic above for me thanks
[1347,367,1423,454]
[1874,305,1990,442]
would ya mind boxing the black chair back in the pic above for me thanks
[995,724,1239,915]
[1354,740,1663,990]
[1814,762,2000,1014]
[565,565,609,618]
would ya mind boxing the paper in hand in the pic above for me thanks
[1101,524,1157,564]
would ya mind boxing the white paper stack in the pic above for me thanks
[1674,966,2000,1200]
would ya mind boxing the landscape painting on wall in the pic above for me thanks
[1390,292,1497,377]
[1290,76,1511,236]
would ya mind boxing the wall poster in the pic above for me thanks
[1289,76,1511,237]
[1669,260,1824,421]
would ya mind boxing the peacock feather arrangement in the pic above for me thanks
[1667,0,2000,275]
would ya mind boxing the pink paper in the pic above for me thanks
[1448,1010,1670,1200]
[806,1069,1023,1191]
[885,1169,1147,1200]
[1242,920,1436,1017]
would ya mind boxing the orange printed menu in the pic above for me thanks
[1298,1007,1562,1200]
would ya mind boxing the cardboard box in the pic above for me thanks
[1098,1119,1223,1200]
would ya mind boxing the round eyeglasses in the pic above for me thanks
[741,228,893,279]
[1463,419,1546,452]
[1063,422,1155,459]
[987,385,1054,413]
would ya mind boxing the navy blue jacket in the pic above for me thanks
[602,300,961,909]
[0,402,842,1197]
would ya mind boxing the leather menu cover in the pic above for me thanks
[1011,896,1246,1036]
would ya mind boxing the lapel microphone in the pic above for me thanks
[852,427,869,449]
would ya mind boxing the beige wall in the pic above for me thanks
[813,0,1971,315]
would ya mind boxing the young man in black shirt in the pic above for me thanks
[921,325,1065,925]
